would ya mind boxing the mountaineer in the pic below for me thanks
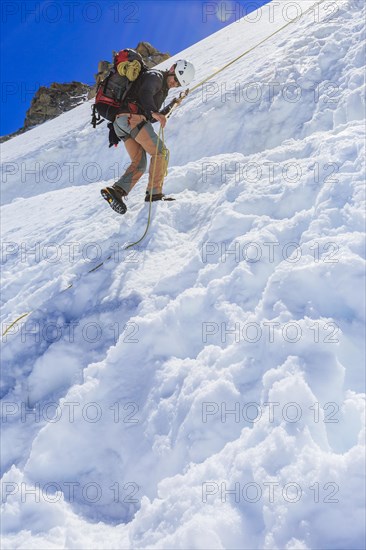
[98,56,195,214]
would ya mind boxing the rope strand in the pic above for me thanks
[186,0,328,95]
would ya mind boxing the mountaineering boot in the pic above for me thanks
[145,192,175,202]
[101,185,127,214]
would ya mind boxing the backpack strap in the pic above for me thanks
[91,104,104,128]
[121,80,134,103]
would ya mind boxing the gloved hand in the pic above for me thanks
[108,122,121,148]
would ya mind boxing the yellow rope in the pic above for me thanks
[2,0,328,338]
[189,0,327,94]
[2,312,31,337]
[125,124,164,249]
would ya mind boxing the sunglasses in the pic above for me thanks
[168,72,180,85]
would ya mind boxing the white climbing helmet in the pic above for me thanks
[174,59,195,86]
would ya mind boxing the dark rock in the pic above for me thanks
[24,81,91,128]
[136,41,171,68]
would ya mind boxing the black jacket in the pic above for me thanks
[126,69,172,121]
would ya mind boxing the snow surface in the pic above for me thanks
[1,1,365,548]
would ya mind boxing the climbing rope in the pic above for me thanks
[2,0,329,338]
[125,124,164,250]
[2,125,167,337]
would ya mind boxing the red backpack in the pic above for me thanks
[91,49,146,127]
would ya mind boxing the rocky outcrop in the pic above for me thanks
[136,41,171,67]
[0,82,91,143]
[24,82,91,128]
[1,42,170,142]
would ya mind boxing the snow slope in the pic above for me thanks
[1,1,365,548]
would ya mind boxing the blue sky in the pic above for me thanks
[1,0,270,135]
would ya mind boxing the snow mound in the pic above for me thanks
[1,1,365,549]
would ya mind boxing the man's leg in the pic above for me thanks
[134,122,169,195]
[113,115,147,195]
[114,138,147,195]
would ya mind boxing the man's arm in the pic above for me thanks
[152,99,177,128]
[151,112,167,128]
[160,98,178,117]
